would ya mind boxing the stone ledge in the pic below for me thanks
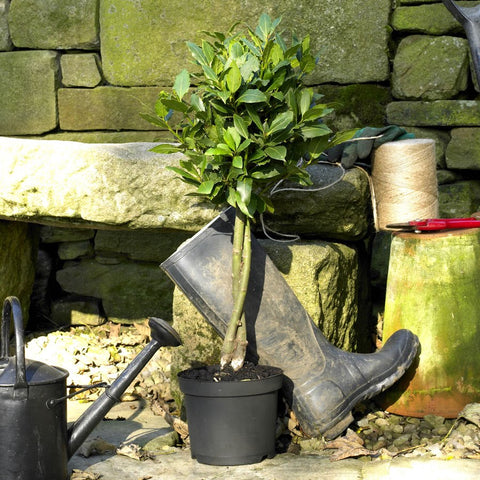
[0,137,371,239]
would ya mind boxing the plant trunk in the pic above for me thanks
[220,209,251,371]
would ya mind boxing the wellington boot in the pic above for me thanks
[162,209,419,439]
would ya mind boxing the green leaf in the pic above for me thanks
[301,125,332,139]
[166,166,200,183]
[205,143,232,156]
[266,111,293,136]
[299,89,312,117]
[224,127,241,150]
[302,104,332,122]
[237,89,268,104]
[245,105,263,131]
[233,115,249,138]
[162,98,189,113]
[151,144,181,154]
[256,13,273,41]
[236,177,252,205]
[265,145,287,161]
[187,41,209,66]
[202,64,218,82]
[173,69,190,101]
[226,61,242,94]
[232,156,243,168]
[140,113,169,129]
[251,165,284,179]
[190,94,205,112]
[197,180,215,195]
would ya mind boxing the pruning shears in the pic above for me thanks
[387,217,480,232]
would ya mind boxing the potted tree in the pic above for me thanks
[145,14,355,465]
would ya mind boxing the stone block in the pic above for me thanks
[0,138,217,230]
[0,50,58,135]
[0,0,12,51]
[58,240,94,260]
[446,128,480,170]
[392,35,469,100]
[8,0,98,49]
[317,84,392,130]
[58,87,162,131]
[100,0,391,86]
[56,259,174,324]
[61,53,102,87]
[0,138,371,240]
[39,226,95,243]
[95,229,192,263]
[0,221,36,322]
[391,4,465,34]
[263,164,371,241]
[51,297,105,326]
[41,131,171,143]
[387,100,480,127]
[438,181,480,217]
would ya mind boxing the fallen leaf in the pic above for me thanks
[70,469,102,480]
[325,429,376,461]
[457,403,480,429]
[117,443,155,461]
[77,437,116,458]
[151,399,189,445]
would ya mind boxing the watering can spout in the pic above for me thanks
[67,317,182,459]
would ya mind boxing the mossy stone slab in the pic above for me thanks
[0,50,58,135]
[100,0,391,86]
[446,128,480,170]
[8,0,98,49]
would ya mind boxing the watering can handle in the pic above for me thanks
[1,297,28,397]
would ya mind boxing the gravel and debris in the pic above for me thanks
[25,325,480,464]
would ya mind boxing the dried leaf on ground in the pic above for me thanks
[457,403,480,429]
[70,469,102,480]
[77,437,116,458]
[325,429,392,461]
[117,443,155,461]
[151,398,189,445]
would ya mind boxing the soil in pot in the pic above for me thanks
[178,362,284,466]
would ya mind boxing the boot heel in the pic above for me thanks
[323,411,354,440]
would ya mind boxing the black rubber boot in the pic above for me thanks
[162,209,419,439]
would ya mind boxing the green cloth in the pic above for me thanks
[326,126,414,168]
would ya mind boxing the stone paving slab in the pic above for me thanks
[67,400,480,480]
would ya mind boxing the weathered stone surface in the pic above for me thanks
[391,4,465,35]
[40,226,95,243]
[0,0,12,51]
[387,100,480,126]
[95,229,192,263]
[41,131,171,143]
[263,165,371,241]
[58,87,162,131]
[100,0,390,86]
[0,138,370,240]
[317,84,392,130]
[399,127,450,168]
[51,297,105,326]
[61,53,102,87]
[0,138,217,230]
[392,36,469,100]
[446,128,480,170]
[58,240,94,260]
[0,50,58,135]
[0,220,36,322]
[171,238,370,396]
[8,0,98,49]
[56,259,173,324]
[438,181,480,217]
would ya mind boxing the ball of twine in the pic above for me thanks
[372,138,438,230]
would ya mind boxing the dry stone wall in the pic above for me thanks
[2,0,480,353]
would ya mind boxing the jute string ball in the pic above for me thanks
[371,138,438,230]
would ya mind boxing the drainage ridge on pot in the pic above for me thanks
[178,366,284,466]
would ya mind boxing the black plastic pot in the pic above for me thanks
[178,367,283,466]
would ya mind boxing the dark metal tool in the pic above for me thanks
[387,217,480,232]
[442,0,480,86]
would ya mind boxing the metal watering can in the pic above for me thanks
[0,296,182,480]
